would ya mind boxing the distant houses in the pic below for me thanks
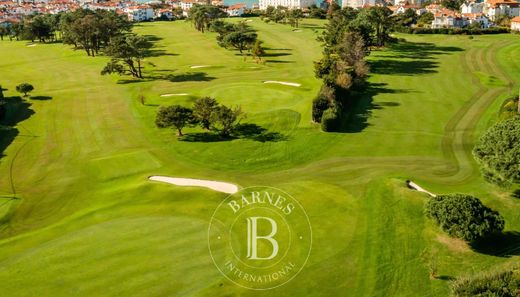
[225,3,245,16]
[259,0,315,10]
[125,5,154,22]
[512,15,520,30]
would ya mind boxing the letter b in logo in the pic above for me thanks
[246,217,279,260]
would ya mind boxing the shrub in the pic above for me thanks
[312,85,335,123]
[321,108,341,132]
[451,265,519,297]
[425,194,505,241]
[473,118,520,187]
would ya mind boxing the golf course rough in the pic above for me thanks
[208,187,312,290]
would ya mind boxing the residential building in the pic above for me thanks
[512,15,520,30]
[342,0,377,8]
[431,12,466,28]
[225,3,245,16]
[460,1,484,13]
[259,0,315,10]
[483,0,520,20]
[126,5,154,21]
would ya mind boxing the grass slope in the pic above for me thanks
[0,19,518,296]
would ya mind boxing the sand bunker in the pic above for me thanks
[263,81,301,87]
[406,180,436,197]
[293,29,302,32]
[190,65,210,69]
[149,176,238,194]
[26,44,36,47]
[160,93,189,97]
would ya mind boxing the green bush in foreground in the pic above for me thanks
[473,118,520,187]
[425,194,504,241]
[451,265,519,297]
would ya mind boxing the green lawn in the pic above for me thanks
[0,19,519,296]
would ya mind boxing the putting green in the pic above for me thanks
[0,19,518,297]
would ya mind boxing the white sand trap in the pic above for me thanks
[160,93,189,97]
[293,29,302,32]
[190,65,210,69]
[149,176,238,194]
[406,180,436,197]
[263,81,301,87]
[26,44,36,47]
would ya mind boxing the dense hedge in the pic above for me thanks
[425,194,504,241]
[451,265,519,297]
[396,26,510,35]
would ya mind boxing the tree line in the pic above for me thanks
[312,2,394,132]
[1,9,158,79]
[188,5,266,62]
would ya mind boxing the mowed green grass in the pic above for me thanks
[0,19,519,296]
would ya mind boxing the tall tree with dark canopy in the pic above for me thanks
[210,105,243,137]
[220,22,257,53]
[156,105,195,136]
[193,97,219,130]
[188,5,226,33]
[16,83,34,97]
[101,34,153,79]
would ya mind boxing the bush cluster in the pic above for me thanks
[473,118,520,187]
[451,265,519,297]
[425,194,504,241]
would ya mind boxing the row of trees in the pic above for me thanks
[2,9,132,57]
[262,6,304,28]
[60,9,132,57]
[313,2,391,131]
[156,97,243,137]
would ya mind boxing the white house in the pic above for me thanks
[180,0,209,11]
[512,15,520,30]
[259,0,315,10]
[155,8,174,19]
[342,0,377,8]
[126,5,154,22]
[431,13,466,28]
[483,0,520,20]
[460,1,484,14]
[225,3,245,16]
[463,13,490,27]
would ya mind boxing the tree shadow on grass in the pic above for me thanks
[369,59,439,75]
[341,83,407,133]
[180,123,288,143]
[117,71,216,84]
[470,231,520,257]
[29,95,52,100]
[163,72,216,82]
[386,42,464,60]
[369,41,463,75]
[0,96,34,159]
[436,275,456,281]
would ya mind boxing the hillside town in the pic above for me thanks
[0,0,519,31]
